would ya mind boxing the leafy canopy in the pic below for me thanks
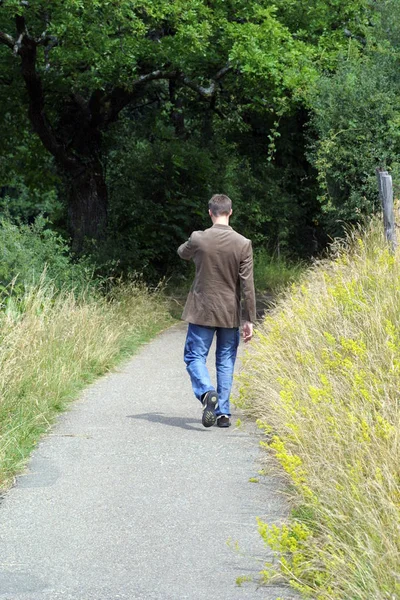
[0,0,371,105]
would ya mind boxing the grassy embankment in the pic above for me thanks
[0,281,173,490]
[238,220,400,599]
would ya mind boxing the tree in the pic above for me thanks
[307,0,400,236]
[0,0,376,252]
[0,1,231,248]
[0,0,332,250]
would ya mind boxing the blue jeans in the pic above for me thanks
[184,323,240,417]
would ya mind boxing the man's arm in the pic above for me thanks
[178,234,195,261]
[239,241,256,342]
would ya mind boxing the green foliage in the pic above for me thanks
[0,0,328,259]
[0,217,93,296]
[99,93,320,280]
[306,1,400,238]
[0,0,325,106]
[1,0,398,273]
[309,50,400,237]
[0,180,61,223]
[253,250,304,292]
[104,132,220,275]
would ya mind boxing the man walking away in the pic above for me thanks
[177,194,256,428]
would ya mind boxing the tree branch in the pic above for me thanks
[0,31,15,49]
[102,64,231,125]
[13,14,28,55]
[133,69,178,86]
[214,63,232,81]
[36,32,58,47]
[15,14,27,36]
[13,32,24,55]
[34,34,59,70]
[103,69,178,124]
[43,37,58,70]
[180,63,232,99]
[17,27,75,168]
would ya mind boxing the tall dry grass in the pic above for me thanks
[0,280,172,488]
[238,220,400,599]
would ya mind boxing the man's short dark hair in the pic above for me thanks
[208,194,232,216]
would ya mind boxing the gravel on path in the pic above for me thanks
[0,323,296,600]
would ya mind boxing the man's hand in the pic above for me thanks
[242,321,253,343]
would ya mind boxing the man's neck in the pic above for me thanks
[211,216,230,226]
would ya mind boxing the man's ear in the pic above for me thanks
[209,209,213,218]
[229,209,233,216]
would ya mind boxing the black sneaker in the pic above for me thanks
[201,391,218,427]
[217,415,231,428]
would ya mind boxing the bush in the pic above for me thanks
[309,51,400,238]
[0,216,93,297]
[238,219,400,599]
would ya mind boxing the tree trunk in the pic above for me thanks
[15,31,108,252]
[66,159,108,253]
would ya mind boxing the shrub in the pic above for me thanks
[0,216,93,297]
[309,52,400,238]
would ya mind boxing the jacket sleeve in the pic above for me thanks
[239,240,256,323]
[177,233,196,261]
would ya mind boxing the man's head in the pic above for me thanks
[208,194,232,220]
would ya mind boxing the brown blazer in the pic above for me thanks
[177,224,256,328]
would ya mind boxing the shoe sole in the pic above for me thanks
[202,392,218,428]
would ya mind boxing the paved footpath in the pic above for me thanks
[0,324,296,600]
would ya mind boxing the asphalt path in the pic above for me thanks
[0,323,297,600]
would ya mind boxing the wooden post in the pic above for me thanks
[376,169,397,252]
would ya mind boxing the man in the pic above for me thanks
[177,194,256,428]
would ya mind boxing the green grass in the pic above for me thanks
[238,220,400,599]
[253,250,305,293]
[0,280,173,489]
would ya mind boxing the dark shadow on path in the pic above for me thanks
[127,412,210,432]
